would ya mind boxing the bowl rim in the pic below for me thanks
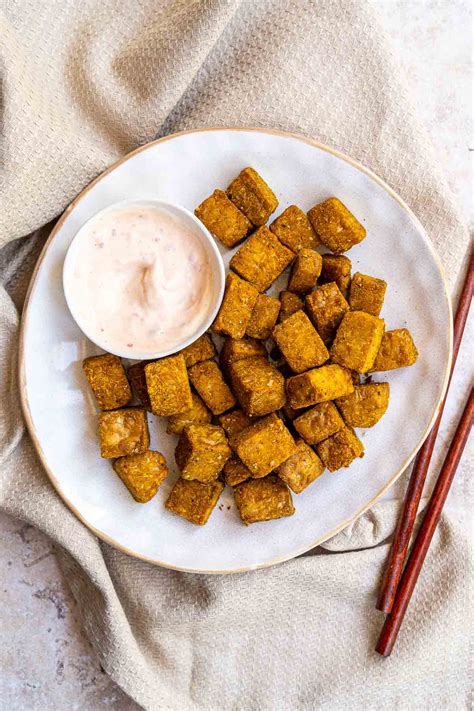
[62,198,226,360]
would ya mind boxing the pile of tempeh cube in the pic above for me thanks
[83,167,418,526]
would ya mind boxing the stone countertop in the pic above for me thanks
[1,2,472,709]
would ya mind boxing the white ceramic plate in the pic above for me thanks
[19,128,452,573]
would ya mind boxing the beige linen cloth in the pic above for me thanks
[0,1,471,709]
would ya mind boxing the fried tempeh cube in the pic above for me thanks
[286,364,354,409]
[223,457,252,487]
[330,311,385,373]
[349,272,387,317]
[230,226,294,292]
[234,475,295,524]
[98,408,149,459]
[127,361,152,410]
[327,359,361,386]
[145,354,192,416]
[194,189,252,248]
[294,401,345,445]
[305,282,350,344]
[83,353,131,411]
[188,360,236,415]
[229,357,286,416]
[166,393,212,435]
[219,336,267,376]
[316,426,364,471]
[113,450,168,503]
[278,290,304,322]
[179,334,216,368]
[270,205,319,252]
[226,167,278,226]
[165,478,224,525]
[218,409,253,438]
[246,294,281,340]
[320,255,352,293]
[230,413,296,478]
[369,328,418,372]
[175,424,231,482]
[275,439,325,494]
[212,272,259,339]
[336,383,390,428]
[308,197,366,254]
[272,310,329,374]
[288,248,322,295]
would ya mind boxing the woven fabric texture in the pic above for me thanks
[0,1,470,709]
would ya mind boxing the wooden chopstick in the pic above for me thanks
[376,387,474,656]
[377,254,474,613]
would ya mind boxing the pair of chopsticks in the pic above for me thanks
[375,253,473,656]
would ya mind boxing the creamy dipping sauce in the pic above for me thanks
[67,204,216,355]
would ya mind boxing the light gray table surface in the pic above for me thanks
[1,2,472,709]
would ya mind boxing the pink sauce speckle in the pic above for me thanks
[69,205,214,353]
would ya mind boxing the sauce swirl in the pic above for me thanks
[67,204,215,355]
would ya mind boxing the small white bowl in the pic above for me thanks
[63,199,225,360]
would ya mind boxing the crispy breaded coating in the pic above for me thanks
[288,248,322,295]
[166,393,212,435]
[336,383,390,428]
[165,478,224,525]
[246,294,281,340]
[349,272,387,317]
[275,439,324,493]
[219,336,267,376]
[230,226,294,292]
[278,290,304,322]
[330,311,385,373]
[179,334,216,368]
[145,353,193,417]
[113,450,168,502]
[218,409,253,438]
[145,354,192,416]
[188,360,236,415]
[320,255,352,293]
[316,426,364,471]
[175,424,231,482]
[98,408,149,459]
[127,361,152,410]
[308,197,366,254]
[369,329,418,372]
[229,413,296,478]
[234,475,295,524]
[195,189,252,247]
[305,282,350,344]
[270,205,319,252]
[229,356,286,416]
[272,310,329,373]
[286,364,354,409]
[212,272,259,339]
[83,353,131,411]
[294,401,345,445]
[223,457,252,487]
[226,167,278,226]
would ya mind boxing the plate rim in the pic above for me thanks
[18,126,453,574]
